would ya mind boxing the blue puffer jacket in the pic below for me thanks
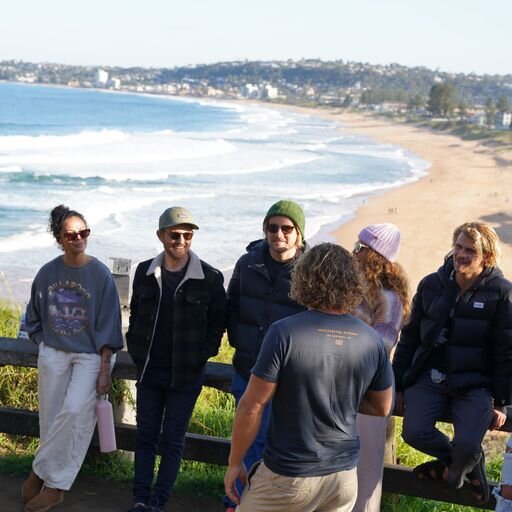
[227,239,306,379]
[393,257,512,406]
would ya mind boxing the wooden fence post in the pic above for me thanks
[384,416,396,465]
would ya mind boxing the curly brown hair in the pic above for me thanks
[359,249,410,319]
[290,243,366,312]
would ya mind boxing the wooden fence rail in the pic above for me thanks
[1,337,509,509]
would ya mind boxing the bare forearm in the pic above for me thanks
[358,396,386,416]
[100,347,113,372]
[228,400,264,467]
[358,386,393,416]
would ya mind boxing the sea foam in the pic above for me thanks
[0,84,431,302]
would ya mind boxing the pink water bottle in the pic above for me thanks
[96,395,117,453]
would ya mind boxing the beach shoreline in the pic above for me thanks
[256,102,512,288]
[331,112,512,288]
[2,83,512,294]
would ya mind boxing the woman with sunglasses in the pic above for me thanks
[351,223,410,512]
[22,204,123,512]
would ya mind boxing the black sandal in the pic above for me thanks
[467,451,490,504]
[413,459,446,480]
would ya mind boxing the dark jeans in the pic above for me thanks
[223,371,272,508]
[402,370,493,487]
[133,367,203,507]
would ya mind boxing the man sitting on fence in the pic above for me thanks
[224,243,393,512]
[393,221,512,504]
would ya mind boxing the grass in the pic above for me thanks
[0,298,40,433]
[376,111,512,150]
[0,298,21,338]
[0,306,235,499]
[0,300,38,412]
[404,116,512,148]
[0,300,508,507]
[174,337,235,498]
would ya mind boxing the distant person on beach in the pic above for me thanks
[224,243,394,511]
[223,199,307,511]
[23,205,124,512]
[393,221,512,505]
[125,207,226,512]
[351,223,410,512]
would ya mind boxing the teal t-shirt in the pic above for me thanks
[252,309,393,477]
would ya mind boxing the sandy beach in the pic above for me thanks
[289,107,512,290]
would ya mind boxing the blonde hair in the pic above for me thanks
[452,221,501,267]
[291,243,365,312]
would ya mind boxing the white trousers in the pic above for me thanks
[33,342,114,490]
[351,413,387,512]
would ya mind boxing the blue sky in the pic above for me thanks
[2,0,511,75]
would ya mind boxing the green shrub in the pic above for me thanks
[0,301,38,411]
[174,337,235,498]
[0,299,21,338]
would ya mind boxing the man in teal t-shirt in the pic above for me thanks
[224,243,393,512]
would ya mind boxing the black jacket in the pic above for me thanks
[227,239,306,379]
[393,257,512,405]
[126,250,226,388]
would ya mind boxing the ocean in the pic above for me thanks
[0,82,429,302]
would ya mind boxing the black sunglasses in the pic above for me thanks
[63,229,91,242]
[353,241,369,254]
[267,223,295,235]
[166,231,193,241]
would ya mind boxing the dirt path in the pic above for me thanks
[1,473,225,512]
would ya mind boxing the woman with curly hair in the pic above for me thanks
[351,223,410,512]
[23,205,124,512]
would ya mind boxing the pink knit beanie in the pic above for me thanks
[358,223,401,262]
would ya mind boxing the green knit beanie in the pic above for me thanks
[263,200,305,239]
